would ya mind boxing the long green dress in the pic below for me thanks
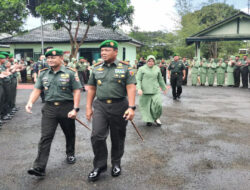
[207,59,217,86]
[200,58,208,86]
[226,60,235,86]
[191,59,200,86]
[216,60,226,86]
[136,64,166,123]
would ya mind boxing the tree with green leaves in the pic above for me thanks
[129,28,175,60]
[176,3,240,58]
[0,0,28,34]
[28,0,134,58]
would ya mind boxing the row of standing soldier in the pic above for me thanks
[0,52,25,128]
[190,55,250,88]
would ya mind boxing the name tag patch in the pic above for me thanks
[115,69,125,74]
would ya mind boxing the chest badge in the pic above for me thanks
[97,80,102,86]
[97,67,104,71]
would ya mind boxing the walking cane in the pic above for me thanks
[124,111,144,141]
[130,120,144,141]
[75,117,91,131]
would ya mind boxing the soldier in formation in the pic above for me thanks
[0,52,23,128]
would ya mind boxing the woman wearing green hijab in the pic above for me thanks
[136,55,168,127]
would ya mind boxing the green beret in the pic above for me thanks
[99,40,118,49]
[146,55,156,62]
[0,51,9,57]
[0,54,6,59]
[45,48,63,57]
[79,57,84,60]
[9,53,14,58]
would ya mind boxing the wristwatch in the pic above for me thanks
[73,108,80,112]
[128,106,136,110]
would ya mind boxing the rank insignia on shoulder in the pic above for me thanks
[94,62,103,67]
[39,68,49,72]
[119,61,129,65]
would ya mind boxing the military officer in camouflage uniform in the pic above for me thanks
[25,48,82,177]
[167,55,186,100]
[86,40,136,182]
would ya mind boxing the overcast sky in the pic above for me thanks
[24,0,249,32]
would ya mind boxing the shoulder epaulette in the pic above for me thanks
[119,61,129,65]
[66,67,77,72]
[39,68,49,72]
[94,62,103,67]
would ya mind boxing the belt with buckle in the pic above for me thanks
[98,98,125,104]
[172,72,179,75]
[46,101,73,106]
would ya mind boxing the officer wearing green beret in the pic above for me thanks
[167,55,186,100]
[25,48,82,177]
[86,40,136,181]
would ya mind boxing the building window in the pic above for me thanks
[14,49,33,61]
[79,48,100,65]
[123,48,126,61]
